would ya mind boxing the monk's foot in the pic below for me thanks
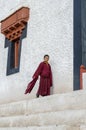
[36,94,39,98]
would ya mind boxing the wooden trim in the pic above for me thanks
[14,40,20,68]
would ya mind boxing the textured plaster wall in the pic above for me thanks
[0,0,73,104]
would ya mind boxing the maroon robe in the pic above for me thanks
[25,61,52,96]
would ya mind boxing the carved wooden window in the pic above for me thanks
[1,7,30,75]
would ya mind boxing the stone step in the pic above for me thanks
[0,110,86,127]
[0,125,79,130]
[80,125,86,130]
[0,90,86,117]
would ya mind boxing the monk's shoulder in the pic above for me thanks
[38,62,44,67]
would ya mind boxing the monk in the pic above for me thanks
[25,54,52,97]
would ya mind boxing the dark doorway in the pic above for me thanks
[74,0,86,90]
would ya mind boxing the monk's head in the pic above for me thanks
[44,54,49,62]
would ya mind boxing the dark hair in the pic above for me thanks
[44,54,49,58]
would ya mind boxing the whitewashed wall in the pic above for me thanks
[0,0,73,104]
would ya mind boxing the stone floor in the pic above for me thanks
[0,90,86,130]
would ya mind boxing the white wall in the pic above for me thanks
[0,0,73,104]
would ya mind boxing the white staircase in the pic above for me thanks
[0,90,86,130]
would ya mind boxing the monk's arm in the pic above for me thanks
[32,62,43,79]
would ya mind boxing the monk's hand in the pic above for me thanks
[32,76,35,79]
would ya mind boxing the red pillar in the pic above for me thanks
[80,65,86,89]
